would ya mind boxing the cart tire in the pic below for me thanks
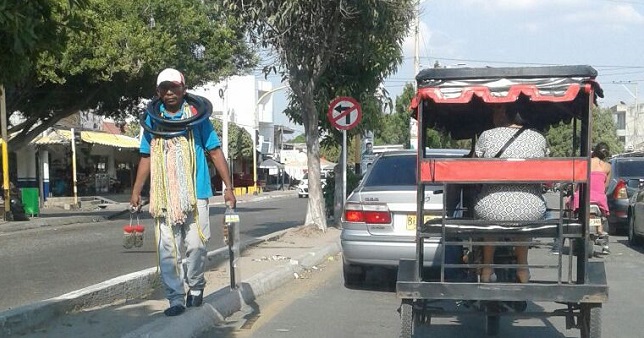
[580,304,601,338]
[486,315,500,336]
[400,299,415,338]
[343,263,366,288]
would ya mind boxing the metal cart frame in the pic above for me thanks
[397,65,608,337]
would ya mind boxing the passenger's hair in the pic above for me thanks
[505,104,528,126]
[593,142,610,160]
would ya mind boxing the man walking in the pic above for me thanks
[130,68,236,316]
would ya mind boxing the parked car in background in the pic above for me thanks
[297,171,330,198]
[340,148,468,287]
[297,173,309,198]
[607,155,644,234]
[627,180,644,246]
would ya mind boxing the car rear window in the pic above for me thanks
[616,160,644,177]
[363,155,416,186]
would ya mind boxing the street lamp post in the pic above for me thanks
[253,85,288,192]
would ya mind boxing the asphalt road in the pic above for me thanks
[201,234,643,338]
[0,196,307,312]
[200,192,642,338]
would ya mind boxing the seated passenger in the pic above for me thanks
[474,104,547,283]
[567,142,611,254]
[570,143,611,227]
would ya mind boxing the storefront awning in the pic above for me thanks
[259,158,285,170]
[81,130,139,149]
[31,129,140,149]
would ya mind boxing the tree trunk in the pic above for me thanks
[301,91,327,231]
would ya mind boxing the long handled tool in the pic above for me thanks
[223,205,240,289]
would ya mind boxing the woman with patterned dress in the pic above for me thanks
[474,105,548,283]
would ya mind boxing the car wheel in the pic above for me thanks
[343,262,366,288]
[629,214,642,246]
[298,194,303,198]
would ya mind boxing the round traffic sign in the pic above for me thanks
[327,96,362,130]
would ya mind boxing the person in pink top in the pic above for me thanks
[588,142,611,233]
[567,142,611,255]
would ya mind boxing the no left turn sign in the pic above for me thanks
[327,96,362,130]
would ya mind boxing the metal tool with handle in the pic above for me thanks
[224,205,240,289]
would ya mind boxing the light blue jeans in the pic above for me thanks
[155,199,210,307]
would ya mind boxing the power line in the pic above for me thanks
[402,56,644,69]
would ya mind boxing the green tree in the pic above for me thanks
[5,0,256,150]
[289,134,306,143]
[375,83,413,147]
[123,121,140,138]
[546,106,622,157]
[210,119,253,161]
[0,0,88,85]
[225,0,415,230]
[320,143,341,163]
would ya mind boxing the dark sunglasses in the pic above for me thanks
[157,82,183,92]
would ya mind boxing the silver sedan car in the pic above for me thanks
[340,149,468,286]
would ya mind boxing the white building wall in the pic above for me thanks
[190,75,276,154]
[612,103,644,151]
[16,145,37,186]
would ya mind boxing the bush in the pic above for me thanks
[322,169,362,217]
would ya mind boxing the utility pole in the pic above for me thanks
[71,128,78,207]
[0,85,11,220]
[409,0,421,150]
[413,0,420,77]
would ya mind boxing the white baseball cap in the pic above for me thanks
[156,68,185,87]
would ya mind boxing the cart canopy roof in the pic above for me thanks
[410,65,603,140]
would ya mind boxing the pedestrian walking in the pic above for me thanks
[130,68,236,316]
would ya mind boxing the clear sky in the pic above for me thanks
[268,0,644,136]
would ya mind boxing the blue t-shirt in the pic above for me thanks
[140,100,221,199]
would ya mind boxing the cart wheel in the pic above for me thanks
[400,299,415,338]
[580,304,602,338]
[486,315,500,336]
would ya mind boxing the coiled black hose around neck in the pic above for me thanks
[140,93,212,138]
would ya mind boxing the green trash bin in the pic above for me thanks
[21,188,39,217]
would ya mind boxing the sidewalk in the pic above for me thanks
[0,190,342,337]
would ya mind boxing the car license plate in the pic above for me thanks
[406,215,436,230]
[589,218,602,228]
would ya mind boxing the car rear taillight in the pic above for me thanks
[613,179,628,199]
[343,203,391,224]
[363,211,392,224]
[344,210,365,222]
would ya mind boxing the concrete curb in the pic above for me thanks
[122,238,342,338]
[0,223,302,336]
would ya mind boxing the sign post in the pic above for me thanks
[327,97,362,206]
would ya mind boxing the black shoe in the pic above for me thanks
[186,290,203,307]
[163,305,185,316]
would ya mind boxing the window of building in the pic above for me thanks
[617,112,626,130]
